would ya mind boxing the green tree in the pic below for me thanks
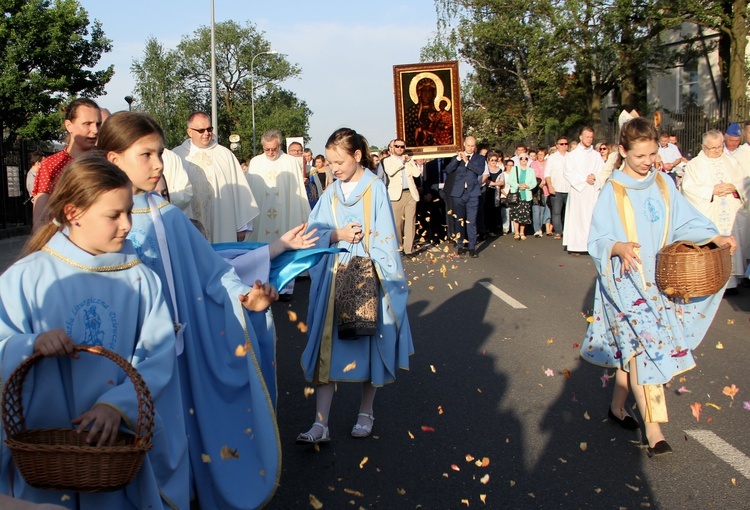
[131,37,194,148]
[669,0,748,108]
[0,0,113,141]
[424,0,585,147]
[175,20,306,155]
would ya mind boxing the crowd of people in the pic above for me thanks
[3,94,749,508]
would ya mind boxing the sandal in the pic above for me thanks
[520,235,526,240]
[514,233,521,240]
[351,413,374,438]
[296,422,330,445]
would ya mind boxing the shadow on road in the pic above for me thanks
[268,278,655,508]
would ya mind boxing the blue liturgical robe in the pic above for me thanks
[128,192,278,510]
[301,170,414,386]
[0,233,188,510]
[580,170,723,385]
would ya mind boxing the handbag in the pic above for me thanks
[506,167,521,205]
[333,184,379,339]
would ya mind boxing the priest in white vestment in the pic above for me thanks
[682,130,749,289]
[172,112,259,243]
[562,126,604,253]
[247,130,312,298]
[247,130,311,242]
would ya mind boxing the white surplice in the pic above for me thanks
[173,139,259,243]
[681,150,749,286]
[161,148,193,218]
[562,144,604,251]
[246,151,311,242]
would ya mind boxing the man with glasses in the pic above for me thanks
[382,138,421,258]
[562,126,604,254]
[246,130,312,300]
[544,136,571,240]
[445,135,485,257]
[173,111,259,243]
[682,129,748,294]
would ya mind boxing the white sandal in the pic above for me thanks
[296,422,330,445]
[351,413,374,438]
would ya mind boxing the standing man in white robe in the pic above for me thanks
[562,126,604,254]
[682,130,749,292]
[173,111,259,243]
[247,129,312,300]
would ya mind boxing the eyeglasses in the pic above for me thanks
[598,147,608,152]
[557,142,568,146]
[263,146,280,153]
[704,145,723,153]
[394,144,406,149]
[489,158,498,162]
[519,157,529,161]
[189,126,213,134]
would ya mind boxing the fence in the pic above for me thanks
[596,99,750,157]
[0,138,36,237]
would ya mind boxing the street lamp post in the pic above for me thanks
[251,50,278,157]
[124,96,133,111]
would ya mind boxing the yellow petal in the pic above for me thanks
[234,343,249,357]
[343,360,357,373]
[359,456,368,469]
[480,474,490,484]
[309,494,324,510]
[201,453,212,463]
[480,494,487,504]
[584,411,590,420]
[580,442,588,451]
[287,310,298,322]
[408,430,414,439]
[297,322,308,333]
[304,387,315,398]
[397,488,406,495]
[716,342,724,349]
[220,445,239,460]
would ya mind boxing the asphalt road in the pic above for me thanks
[1,233,747,509]
[269,234,750,509]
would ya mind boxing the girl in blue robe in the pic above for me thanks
[297,128,414,444]
[97,112,321,509]
[0,156,189,509]
[580,118,736,455]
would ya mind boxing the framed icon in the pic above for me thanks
[393,60,462,158]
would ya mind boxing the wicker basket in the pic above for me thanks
[655,241,731,301]
[1,345,154,492]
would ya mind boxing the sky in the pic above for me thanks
[78,0,443,154]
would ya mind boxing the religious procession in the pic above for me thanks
[0,1,749,509]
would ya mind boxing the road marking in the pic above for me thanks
[685,430,750,479]
[479,281,527,309]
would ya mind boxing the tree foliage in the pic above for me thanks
[131,20,309,159]
[0,0,113,141]
[423,0,737,147]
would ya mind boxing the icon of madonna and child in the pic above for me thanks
[402,71,456,148]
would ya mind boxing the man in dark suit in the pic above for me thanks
[444,135,485,257]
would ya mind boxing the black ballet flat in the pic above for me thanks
[608,408,640,431]
[647,440,673,457]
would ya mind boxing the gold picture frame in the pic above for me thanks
[393,60,462,158]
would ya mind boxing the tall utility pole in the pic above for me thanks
[210,0,218,132]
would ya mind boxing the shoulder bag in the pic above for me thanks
[333,184,379,339]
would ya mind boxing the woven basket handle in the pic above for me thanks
[1,345,154,448]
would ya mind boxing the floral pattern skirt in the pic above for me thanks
[510,199,532,225]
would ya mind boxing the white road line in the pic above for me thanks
[685,429,750,480]
[479,281,527,309]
